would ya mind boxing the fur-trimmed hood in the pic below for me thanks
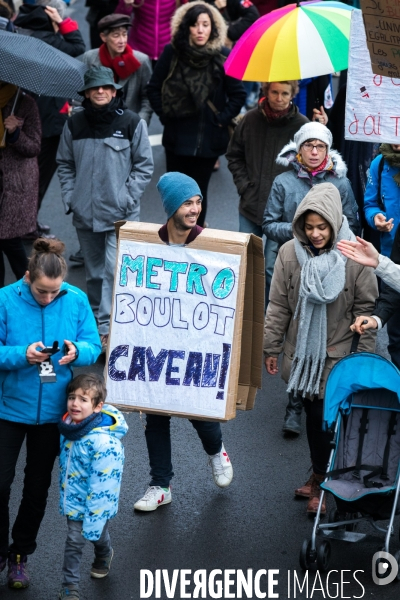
[171,1,228,52]
[276,140,348,178]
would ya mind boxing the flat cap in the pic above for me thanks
[97,13,131,33]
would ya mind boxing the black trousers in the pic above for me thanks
[0,238,28,288]
[38,135,60,210]
[302,399,332,476]
[165,151,217,227]
[0,419,60,556]
[145,413,222,487]
[381,281,400,370]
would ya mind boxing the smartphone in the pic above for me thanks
[40,345,60,355]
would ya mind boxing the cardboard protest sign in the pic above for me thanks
[345,8,400,144]
[106,223,264,421]
[360,0,400,78]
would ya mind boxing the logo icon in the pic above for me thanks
[372,551,399,585]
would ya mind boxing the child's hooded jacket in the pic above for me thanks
[59,403,128,540]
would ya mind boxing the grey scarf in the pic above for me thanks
[287,216,355,398]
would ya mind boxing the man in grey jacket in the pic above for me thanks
[57,66,153,349]
[79,14,152,125]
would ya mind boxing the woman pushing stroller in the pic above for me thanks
[264,183,378,515]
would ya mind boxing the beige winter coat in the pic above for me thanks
[263,183,378,399]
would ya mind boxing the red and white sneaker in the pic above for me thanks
[208,444,233,488]
[133,486,172,511]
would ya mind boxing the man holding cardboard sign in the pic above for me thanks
[133,173,233,512]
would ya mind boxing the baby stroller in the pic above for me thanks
[299,349,400,576]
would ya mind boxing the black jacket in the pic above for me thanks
[147,44,246,158]
[198,0,260,41]
[14,5,86,138]
[374,225,400,325]
[15,5,85,56]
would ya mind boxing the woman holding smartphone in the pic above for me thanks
[0,238,101,589]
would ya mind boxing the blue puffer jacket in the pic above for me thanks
[59,404,128,541]
[364,155,400,257]
[0,279,101,425]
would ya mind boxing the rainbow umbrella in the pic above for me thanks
[224,1,355,81]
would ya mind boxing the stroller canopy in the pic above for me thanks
[323,353,400,429]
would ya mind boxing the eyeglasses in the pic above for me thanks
[90,85,114,91]
[302,143,327,152]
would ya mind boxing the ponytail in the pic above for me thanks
[27,238,68,282]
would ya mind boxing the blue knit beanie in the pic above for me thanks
[157,172,202,219]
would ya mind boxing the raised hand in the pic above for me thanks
[336,236,380,268]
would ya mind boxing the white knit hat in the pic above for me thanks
[294,122,332,153]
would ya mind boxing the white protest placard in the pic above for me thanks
[106,239,241,420]
[345,8,400,144]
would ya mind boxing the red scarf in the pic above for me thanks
[297,153,330,176]
[98,43,141,81]
[260,97,292,123]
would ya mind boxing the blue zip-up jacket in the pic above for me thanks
[0,279,101,425]
[59,404,128,541]
[364,155,400,257]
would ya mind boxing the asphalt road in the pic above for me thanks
[1,2,399,598]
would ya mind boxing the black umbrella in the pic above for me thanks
[0,29,87,100]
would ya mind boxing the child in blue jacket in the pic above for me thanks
[58,373,128,600]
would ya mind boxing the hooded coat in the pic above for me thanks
[226,102,309,226]
[262,141,359,245]
[192,0,260,42]
[59,404,128,541]
[0,279,101,425]
[0,92,41,239]
[263,184,377,399]
[147,1,246,158]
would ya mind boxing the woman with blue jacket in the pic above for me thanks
[0,238,101,590]
[364,143,400,257]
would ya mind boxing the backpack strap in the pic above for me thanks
[377,155,385,211]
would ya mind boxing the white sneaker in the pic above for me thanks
[208,444,233,488]
[133,486,172,511]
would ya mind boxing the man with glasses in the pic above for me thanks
[79,14,152,125]
[262,122,359,437]
[57,66,153,352]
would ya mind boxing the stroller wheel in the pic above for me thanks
[316,541,331,572]
[299,539,317,571]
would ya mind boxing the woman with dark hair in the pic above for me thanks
[147,1,246,227]
[0,239,101,589]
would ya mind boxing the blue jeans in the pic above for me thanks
[145,414,222,487]
[238,213,278,304]
[62,519,111,587]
